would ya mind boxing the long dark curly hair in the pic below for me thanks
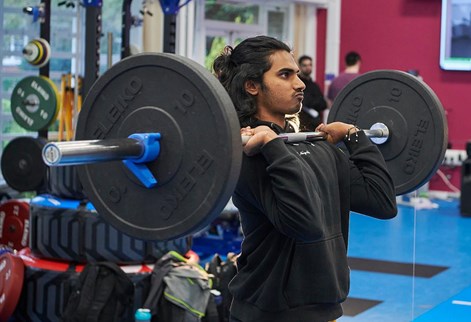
[213,36,292,126]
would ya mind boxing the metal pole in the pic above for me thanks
[107,32,113,69]
[43,123,391,167]
[43,138,144,166]
[242,123,390,145]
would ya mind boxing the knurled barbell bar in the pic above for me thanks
[41,53,448,241]
[42,123,389,189]
[43,122,389,166]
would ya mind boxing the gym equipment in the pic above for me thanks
[58,74,82,141]
[46,53,240,241]
[13,248,152,321]
[82,0,102,7]
[461,157,471,216]
[0,250,24,321]
[1,137,48,192]
[41,53,448,241]
[10,76,60,131]
[22,38,51,68]
[159,0,192,14]
[29,194,191,263]
[327,70,447,195]
[83,3,102,96]
[22,5,45,23]
[48,165,85,200]
[0,200,30,251]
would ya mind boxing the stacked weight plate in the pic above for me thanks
[9,181,191,321]
[1,73,60,194]
[13,248,153,322]
[0,199,30,321]
[28,194,191,263]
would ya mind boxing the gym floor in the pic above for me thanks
[194,195,471,322]
[339,196,471,322]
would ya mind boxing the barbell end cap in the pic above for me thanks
[369,122,390,145]
[42,143,62,166]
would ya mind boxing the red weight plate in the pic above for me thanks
[0,252,24,321]
[0,200,30,250]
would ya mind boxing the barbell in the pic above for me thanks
[41,53,448,241]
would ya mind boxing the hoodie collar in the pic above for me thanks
[244,118,296,134]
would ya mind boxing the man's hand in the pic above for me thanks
[241,126,278,156]
[315,122,357,144]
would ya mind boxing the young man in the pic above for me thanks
[297,55,327,131]
[213,36,397,322]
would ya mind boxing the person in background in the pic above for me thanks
[213,35,397,322]
[327,51,362,105]
[297,55,327,131]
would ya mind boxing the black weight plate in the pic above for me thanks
[48,166,85,200]
[75,53,242,241]
[1,137,48,192]
[328,70,448,195]
[29,194,191,264]
[13,248,151,322]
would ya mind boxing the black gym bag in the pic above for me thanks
[61,262,134,322]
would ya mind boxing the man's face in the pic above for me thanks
[299,58,312,77]
[250,50,306,124]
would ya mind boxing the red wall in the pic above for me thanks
[340,0,471,191]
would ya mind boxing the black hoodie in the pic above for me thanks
[229,119,397,322]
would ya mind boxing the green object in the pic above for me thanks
[10,76,59,131]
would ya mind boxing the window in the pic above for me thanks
[196,0,292,71]
[205,1,259,24]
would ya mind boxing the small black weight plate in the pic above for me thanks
[1,137,48,192]
[328,70,448,195]
[75,53,242,241]
[10,76,59,131]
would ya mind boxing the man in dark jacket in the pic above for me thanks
[213,36,397,322]
[297,55,327,131]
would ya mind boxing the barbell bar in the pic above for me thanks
[40,53,447,241]
[42,123,389,167]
